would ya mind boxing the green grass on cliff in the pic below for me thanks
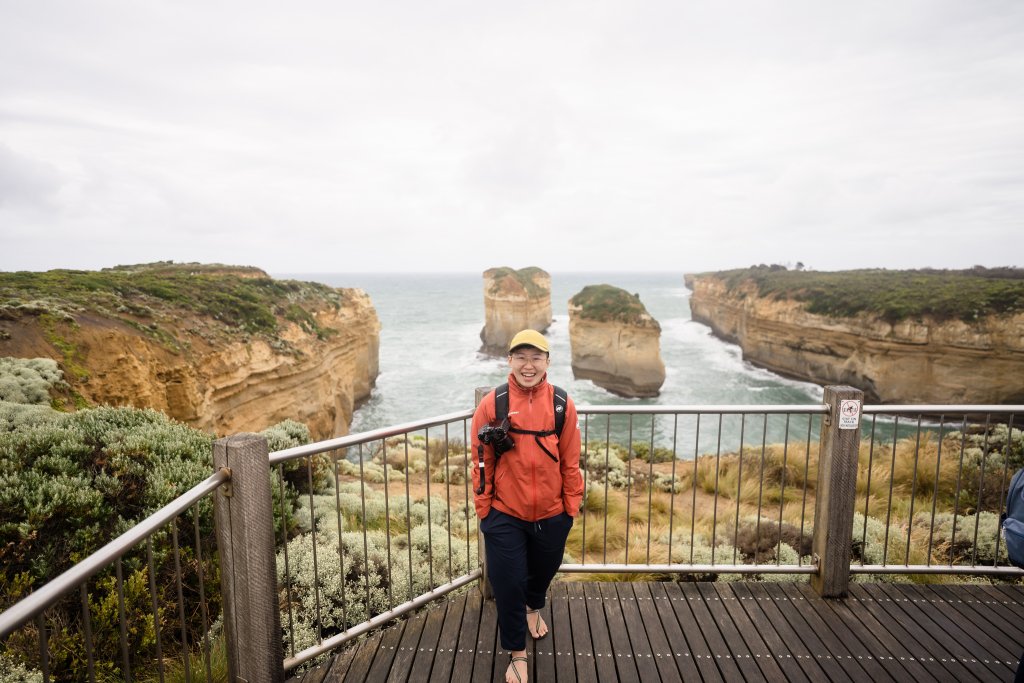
[703,266,1024,323]
[0,262,346,339]
[484,266,550,299]
[570,284,658,326]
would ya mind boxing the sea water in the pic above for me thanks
[283,272,826,454]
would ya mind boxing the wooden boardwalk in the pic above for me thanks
[289,580,1024,682]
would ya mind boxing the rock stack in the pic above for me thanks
[568,285,665,397]
[479,267,552,355]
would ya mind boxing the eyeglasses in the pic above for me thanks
[510,353,548,365]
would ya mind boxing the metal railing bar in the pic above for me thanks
[282,569,483,671]
[667,414,678,565]
[579,404,830,415]
[404,437,413,603]
[711,414,723,564]
[146,539,165,683]
[193,506,212,683]
[849,564,1024,576]
[80,583,96,683]
[381,437,394,611]
[116,558,131,682]
[462,420,471,574]
[732,413,746,565]
[270,410,474,463]
[799,414,812,567]
[904,415,923,565]
[995,414,1018,566]
[861,415,878,567]
[171,521,190,683]
[882,416,899,565]
[776,414,791,566]
[557,563,817,574]
[329,456,346,638]
[358,443,370,616]
[444,424,453,586]
[926,416,946,566]
[425,428,434,589]
[581,414,589,565]
[949,416,969,564]
[646,415,655,563]
[625,414,633,565]
[307,454,324,645]
[863,405,1024,414]
[689,414,700,564]
[603,417,610,565]
[283,461,297,658]
[35,613,49,683]
[0,470,227,639]
[756,414,768,566]
[971,416,993,567]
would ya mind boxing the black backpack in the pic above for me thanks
[475,383,568,495]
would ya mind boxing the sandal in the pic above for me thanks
[526,609,548,640]
[507,655,528,683]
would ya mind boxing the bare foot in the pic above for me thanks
[506,653,528,682]
[526,609,548,639]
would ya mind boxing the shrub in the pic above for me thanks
[0,358,65,405]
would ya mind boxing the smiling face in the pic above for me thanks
[508,345,550,388]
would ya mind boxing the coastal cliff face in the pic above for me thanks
[568,285,665,398]
[0,266,380,439]
[685,274,1024,404]
[479,267,552,355]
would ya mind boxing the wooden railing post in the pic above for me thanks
[474,386,493,600]
[213,434,284,683]
[811,386,864,597]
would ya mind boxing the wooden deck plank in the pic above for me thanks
[716,582,792,682]
[986,583,1024,618]
[472,596,498,683]
[365,618,407,681]
[874,582,1009,682]
[807,582,926,681]
[616,583,661,681]
[913,584,1020,669]
[774,582,881,682]
[677,582,745,682]
[339,630,387,682]
[698,581,780,682]
[554,582,584,682]
[724,581,811,683]
[451,590,483,682]
[421,595,464,682]
[403,598,448,683]
[953,585,1024,641]
[738,583,830,683]
[633,582,695,682]
[598,581,641,682]
[646,582,703,681]
[537,583,563,683]
[662,581,734,682]
[387,606,430,682]
[756,583,855,682]
[318,642,356,683]
[850,583,981,682]
[789,583,899,683]
[583,581,619,682]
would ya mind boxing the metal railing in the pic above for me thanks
[0,470,227,682]
[2,388,1021,682]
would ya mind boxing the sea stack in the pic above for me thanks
[479,267,552,356]
[568,285,666,397]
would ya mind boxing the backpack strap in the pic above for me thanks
[494,383,510,424]
[553,385,567,437]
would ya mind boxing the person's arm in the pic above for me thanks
[470,394,496,519]
[558,397,584,516]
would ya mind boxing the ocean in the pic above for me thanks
[281,272,826,453]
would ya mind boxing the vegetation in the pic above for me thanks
[570,284,659,327]
[484,266,550,299]
[0,394,312,681]
[699,265,1024,323]
[0,262,349,351]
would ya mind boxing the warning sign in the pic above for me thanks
[839,400,861,430]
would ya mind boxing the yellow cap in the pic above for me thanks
[508,329,549,353]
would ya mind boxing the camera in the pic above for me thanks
[478,418,515,457]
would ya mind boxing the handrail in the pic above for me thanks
[0,469,229,639]
[578,403,830,415]
[863,404,1021,414]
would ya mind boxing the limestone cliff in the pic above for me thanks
[479,267,552,355]
[569,285,665,398]
[0,263,380,439]
[686,272,1024,404]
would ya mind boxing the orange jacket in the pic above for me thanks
[471,374,584,522]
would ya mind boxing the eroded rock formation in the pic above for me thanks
[479,267,552,355]
[0,265,380,439]
[568,285,665,397]
[686,273,1024,404]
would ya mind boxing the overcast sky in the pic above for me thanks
[1,1,1022,276]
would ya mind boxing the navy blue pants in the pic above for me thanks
[480,508,574,651]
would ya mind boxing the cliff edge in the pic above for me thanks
[569,285,665,398]
[685,268,1024,404]
[0,263,380,439]
[479,267,552,355]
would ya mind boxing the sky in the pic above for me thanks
[1,0,1022,275]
